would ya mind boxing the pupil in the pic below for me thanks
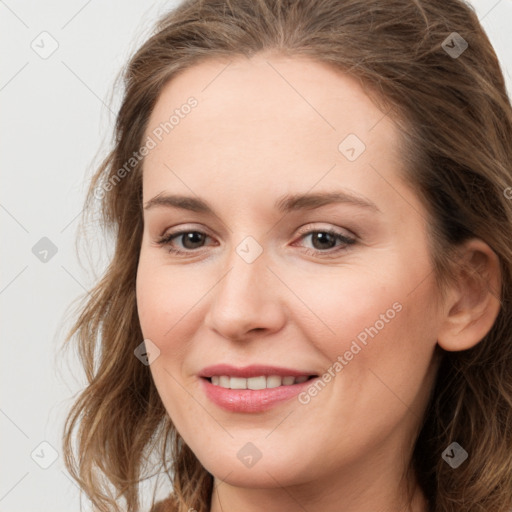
[183,232,204,249]
[313,232,335,250]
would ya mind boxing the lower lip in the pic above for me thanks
[200,377,317,413]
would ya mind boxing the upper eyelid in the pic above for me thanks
[295,223,356,239]
[159,223,355,238]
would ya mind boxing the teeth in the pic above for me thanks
[267,375,282,388]
[247,376,267,390]
[219,375,230,387]
[230,377,247,389]
[209,375,311,389]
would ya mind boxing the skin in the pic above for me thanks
[136,53,501,512]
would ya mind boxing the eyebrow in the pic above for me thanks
[143,190,381,214]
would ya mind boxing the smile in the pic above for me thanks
[207,375,311,389]
[198,364,319,412]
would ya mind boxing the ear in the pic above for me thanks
[437,239,502,352]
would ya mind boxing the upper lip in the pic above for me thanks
[199,364,317,379]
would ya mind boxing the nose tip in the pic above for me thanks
[203,250,286,341]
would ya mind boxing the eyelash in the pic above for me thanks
[155,227,356,258]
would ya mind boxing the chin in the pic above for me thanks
[197,448,311,488]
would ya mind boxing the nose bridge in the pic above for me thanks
[204,235,285,339]
[215,236,270,312]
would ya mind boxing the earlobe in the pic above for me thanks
[437,239,502,352]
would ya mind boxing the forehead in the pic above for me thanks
[145,53,398,142]
[141,54,406,212]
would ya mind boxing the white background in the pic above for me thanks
[1,1,511,511]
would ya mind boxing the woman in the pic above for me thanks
[62,1,512,511]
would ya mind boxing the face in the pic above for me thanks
[136,54,444,492]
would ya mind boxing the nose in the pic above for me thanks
[203,243,287,341]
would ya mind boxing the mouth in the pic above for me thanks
[203,374,317,389]
[198,364,319,413]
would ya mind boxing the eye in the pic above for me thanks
[294,228,356,256]
[155,226,356,257]
[156,230,212,254]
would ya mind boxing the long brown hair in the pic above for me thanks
[62,1,512,511]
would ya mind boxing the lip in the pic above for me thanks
[198,364,318,413]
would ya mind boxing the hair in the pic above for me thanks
[61,0,512,511]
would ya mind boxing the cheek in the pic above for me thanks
[285,271,439,466]
[280,261,426,353]
[318,277,439,427]
[136,258,202,432]
[136,254,205,345]
[292,258,440,398]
